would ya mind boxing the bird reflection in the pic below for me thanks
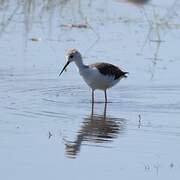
[65,103,126,158]
[126,0,150,5]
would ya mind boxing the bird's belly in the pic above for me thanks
[80,68,120,90]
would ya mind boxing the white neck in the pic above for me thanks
[74,57,86,71]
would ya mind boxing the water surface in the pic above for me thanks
[0,0,180,179]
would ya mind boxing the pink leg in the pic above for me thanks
[104,90,107,103]
[92,90,95,103]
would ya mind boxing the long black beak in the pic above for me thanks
[59,61,70,76]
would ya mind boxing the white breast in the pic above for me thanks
[79,67,120,90]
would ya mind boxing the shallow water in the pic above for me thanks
[0,0,180,179]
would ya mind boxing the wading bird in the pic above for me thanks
[59,49,128,103]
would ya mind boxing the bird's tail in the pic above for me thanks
[123,72,129,78]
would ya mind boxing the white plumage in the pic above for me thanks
[59,49,128,103]
[80,67,120,90]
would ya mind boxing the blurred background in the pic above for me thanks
[0,0,179,78]
[0,1,180,180]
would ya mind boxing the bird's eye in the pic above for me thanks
[69,54,74,58]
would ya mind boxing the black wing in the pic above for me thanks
[89,63,128,80]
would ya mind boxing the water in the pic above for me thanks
[0,0,180,179]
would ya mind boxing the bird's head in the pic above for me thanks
[59,49,82,76]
